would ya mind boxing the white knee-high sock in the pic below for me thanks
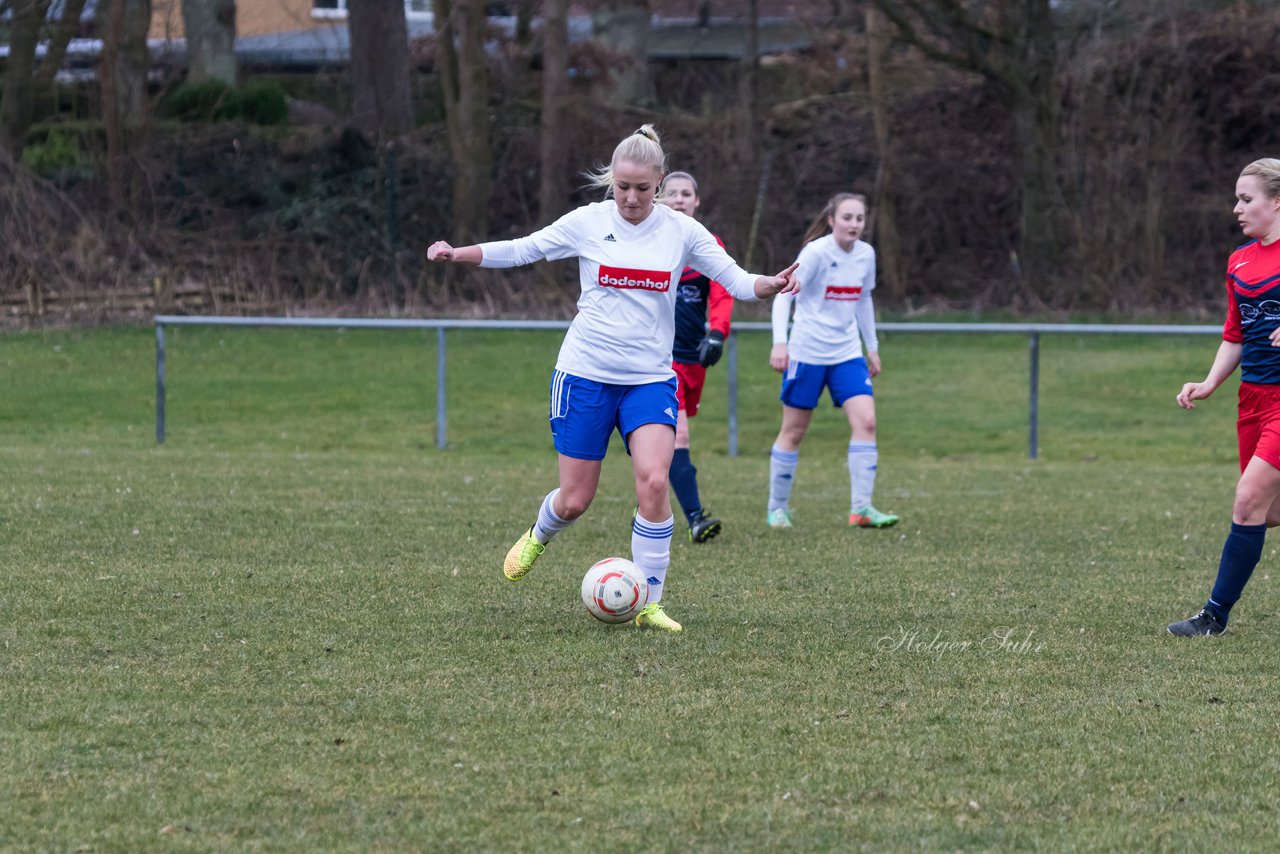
[848,441,878,511]
[532,489,575,544]
[769,445,799,511]
[632,513,674,604]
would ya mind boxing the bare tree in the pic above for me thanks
[865,4,903,297]
[539,0,570,225]
[592,0,652,105]
[100,0,152,210]
[432,0,493,242]
[731,0,761,263]
[1,0,88,157]
[181,0,238,85]
[348,0,414,137]
[871,0,1067,284]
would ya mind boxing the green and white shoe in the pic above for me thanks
[849,506,899,528]
[766,507,794,529]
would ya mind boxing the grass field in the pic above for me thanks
[3,324,1278,851]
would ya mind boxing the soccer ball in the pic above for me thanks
[580,558,648,624]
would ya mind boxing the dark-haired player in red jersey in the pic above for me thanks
[1170,157,1280,637]
[662,171,733,543]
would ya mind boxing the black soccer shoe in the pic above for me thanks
[1167,609,1226,637]
[689,510,722,544]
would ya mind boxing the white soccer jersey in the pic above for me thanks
[479,201,761,384]
[771,234,878,365]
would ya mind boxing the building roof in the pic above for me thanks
[1,13,816,73]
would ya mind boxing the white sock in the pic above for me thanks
[849,441,877,511]
[632,513,674,604]
[532,489,574,544]
[769,445,799,511]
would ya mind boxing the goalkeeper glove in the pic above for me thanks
[697,330,725,367]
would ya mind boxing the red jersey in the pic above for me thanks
[1223,238,1280,385]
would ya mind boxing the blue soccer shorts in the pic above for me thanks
[549,370,679,460]
[779,356,873,410]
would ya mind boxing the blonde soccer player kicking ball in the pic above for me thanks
[427,125,799,632]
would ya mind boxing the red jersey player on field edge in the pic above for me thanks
[1170,157,1280,637]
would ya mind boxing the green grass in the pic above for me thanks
[2,324,1276,850]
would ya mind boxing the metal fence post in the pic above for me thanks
[727,333,739,457]
[437,327,447,450]
[156,323,166,444]
[1029,331,1040,460]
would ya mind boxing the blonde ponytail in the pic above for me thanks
[584,124,667,195]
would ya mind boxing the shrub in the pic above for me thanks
[236,82,288,127]
[159,80,239,122]
[21,127,87,179]
[159,80,289,126]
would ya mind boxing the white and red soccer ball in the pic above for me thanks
[580,558,648,623]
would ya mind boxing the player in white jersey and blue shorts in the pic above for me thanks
[766,192,899,531]
[427,125,800,632]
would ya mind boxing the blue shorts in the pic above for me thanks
[780,357,873,410]
[549,371,679,460]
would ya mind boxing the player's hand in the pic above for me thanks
[427,240,455,262]
[755,262,800,298]
[866,351,881,377]
[1176,381,1213,410]
[1270,326,1280,347]
[769,343,789,373]
[698,330,726,367]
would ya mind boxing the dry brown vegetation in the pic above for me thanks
[2,5,1278,327]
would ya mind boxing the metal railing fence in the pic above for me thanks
[153,316,1222,458]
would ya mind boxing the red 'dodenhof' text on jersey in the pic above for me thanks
[477,201,762,385]
[1223,238,1280,385]
[771,233,878,365]
[597,266,670,291]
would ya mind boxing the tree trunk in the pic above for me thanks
[864,5,903,298]
[0,0,52,158]
[182,0,238,86]
[592,1,652,105]
[348,0,414,137]
[101,0,152,210]
[731,0,760,260]
[1004,0,1065,284]
[871,0,1065,288]
[432,0,492,243]
[515,0,535,45]
[1007,85,1064,285]
[36,0,91,88]
[539,0,570,225]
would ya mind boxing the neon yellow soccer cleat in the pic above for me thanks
[634,602,683,632]
[849,505,899,529]
[503,527,545,581]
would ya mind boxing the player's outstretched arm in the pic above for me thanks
[753,262,800,299]
[427,241,483,265]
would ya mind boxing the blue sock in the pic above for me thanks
[669,448,701,524]
[1206,522,1266,624]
